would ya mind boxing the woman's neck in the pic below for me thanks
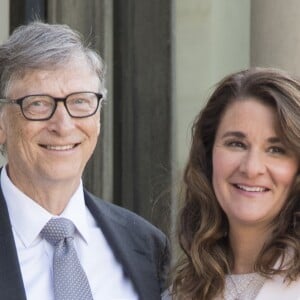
[229,225,272,274]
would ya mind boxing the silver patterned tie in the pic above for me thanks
[41,218,93,300]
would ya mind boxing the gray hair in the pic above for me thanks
[0,21,106,97]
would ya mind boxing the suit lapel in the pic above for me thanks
[85,191,161,300]
[0,185,27,300]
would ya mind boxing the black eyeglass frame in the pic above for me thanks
[0,91,104,121]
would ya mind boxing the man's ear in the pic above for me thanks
[97,122,101,136]
[0,111,8,145]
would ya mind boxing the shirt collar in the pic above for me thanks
[1,165,90,247]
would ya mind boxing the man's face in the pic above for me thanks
[0,58,102,193]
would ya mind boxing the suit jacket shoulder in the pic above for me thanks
[84,190,170,300]
[86,190,166,239]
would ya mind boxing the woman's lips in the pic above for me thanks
[233,184,270,192]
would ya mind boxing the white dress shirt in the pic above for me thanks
[1,165,138,300]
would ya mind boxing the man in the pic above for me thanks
[0,22,169,300]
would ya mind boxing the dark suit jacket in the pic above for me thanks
[0,186,170,300]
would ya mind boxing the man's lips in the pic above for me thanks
[39,143,79,150]
[233,184,270,192]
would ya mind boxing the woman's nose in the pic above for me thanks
[239,150,266,178]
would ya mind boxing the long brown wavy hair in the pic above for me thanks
[173,68,300,299]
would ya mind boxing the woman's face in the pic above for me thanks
[212,98,299,228]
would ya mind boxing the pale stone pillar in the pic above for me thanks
[47,0,173,235]
[48,0,114,202]
[251,0,300,76]
[0,0,9,166]
[175,0,250,173]
[0,0,9,43]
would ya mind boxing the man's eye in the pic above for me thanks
[71,98,89,105]
[30,101,44,106]
[74,98,85,104]
[26,100,52,108]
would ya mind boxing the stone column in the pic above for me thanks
[0,0,9,42]
[251,0,300,76]
[0,0,9,167]
[47,0,114,202]
[113,0,174,235]
[10,0,46,31]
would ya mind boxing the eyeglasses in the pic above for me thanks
[0,91,104,121]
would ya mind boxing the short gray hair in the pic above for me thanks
[0,21,106,97]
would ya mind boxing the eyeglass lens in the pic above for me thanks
[21,92,100,120]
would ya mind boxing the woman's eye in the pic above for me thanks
[268,146,286,154]
[225,141,246,149]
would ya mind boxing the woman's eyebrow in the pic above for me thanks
[267,137,281,144]
[221,131,245,139]
[221,132,281,144]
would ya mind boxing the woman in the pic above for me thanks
[170,68,300,299]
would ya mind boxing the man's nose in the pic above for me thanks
[47,102,75,133]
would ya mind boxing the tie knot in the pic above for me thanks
[41,218,75,246]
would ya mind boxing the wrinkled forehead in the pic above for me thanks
[6,59,102,99]
[4,54,102,97]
